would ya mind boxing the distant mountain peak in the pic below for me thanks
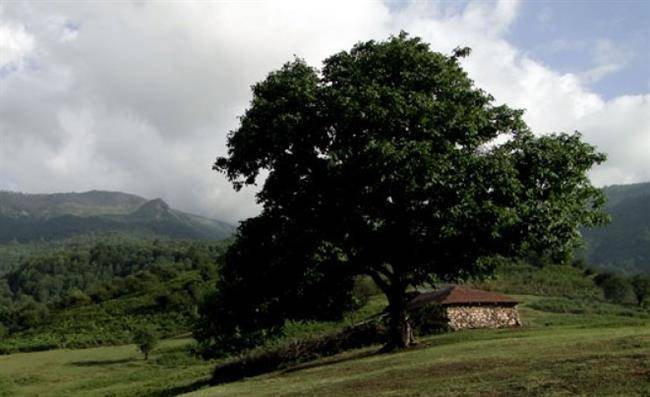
[130,198,178,222]
[138,198,171,212]
[0,190,235,242]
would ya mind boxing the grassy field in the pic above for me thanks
[0,337,215,397]
[0,297,648,396]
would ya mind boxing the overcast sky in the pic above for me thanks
[1,1,648,223]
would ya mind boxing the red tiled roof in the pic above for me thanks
[408,286,518,310]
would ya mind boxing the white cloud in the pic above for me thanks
[0,0,647,223]
[579,95,650,185]
[0,14,34,70]
[579,39,633,83]
[392,1,648,187]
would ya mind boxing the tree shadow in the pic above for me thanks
[281,349,378,374]
[146,379,212,397]
[69,358,137,367]
[281,342,432,375]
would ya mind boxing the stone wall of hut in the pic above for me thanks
[445,305,521,330]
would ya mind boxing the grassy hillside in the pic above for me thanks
[0,233,647,395]
[0,338,214,397]
[0,296,647,397]
[475,261,603,299]
[189,309,649,397]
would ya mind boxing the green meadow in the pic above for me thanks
[1,296,648,397]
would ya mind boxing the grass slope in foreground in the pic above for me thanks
[0,297,648,397]
[187,302,650,397]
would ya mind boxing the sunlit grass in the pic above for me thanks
[1,295,648,397]
[187,320,650,397]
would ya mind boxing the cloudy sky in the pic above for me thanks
[1,1,648,223]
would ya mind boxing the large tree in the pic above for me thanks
[213,33,608,350]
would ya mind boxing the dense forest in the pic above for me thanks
[0,237,228,351]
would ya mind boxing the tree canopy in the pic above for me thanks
[208,33,608,350]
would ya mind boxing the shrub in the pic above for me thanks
[87,282,117,303]
[133,327,159,360]
[351,277,380,309]
[64,288,92,308]
[17,302,49,328]
[594,272,635,304]
[630,275,650,307]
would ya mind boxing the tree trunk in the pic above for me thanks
[384,288,415,351]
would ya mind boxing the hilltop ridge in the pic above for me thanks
[0,190,235,243]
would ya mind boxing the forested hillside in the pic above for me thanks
[582,182,650,273]
[0,191,235,244]
[0,238,229,352]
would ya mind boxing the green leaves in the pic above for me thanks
[215,59,322,191]
[211,33,608,349]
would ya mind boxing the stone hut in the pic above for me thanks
[408,286,521,331]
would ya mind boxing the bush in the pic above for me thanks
[87,282,117,303]
[17,302,49,328]
[133,326,159,360]
[351,277,380,309]
[631,275,650,307]
[594,272,635,304]
[154,290,189,310]
[64,288,92,308]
